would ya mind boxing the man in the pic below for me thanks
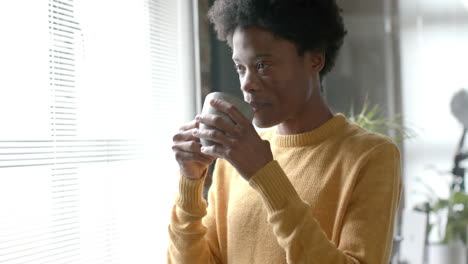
[168,0,402,263]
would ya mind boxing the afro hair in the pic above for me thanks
[208,0,347,78]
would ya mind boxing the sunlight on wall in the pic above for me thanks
[0,0,186,263]
[401,17,468,210]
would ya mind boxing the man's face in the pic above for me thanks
[231,26,318,129]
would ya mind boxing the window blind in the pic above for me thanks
[0,0,192,263]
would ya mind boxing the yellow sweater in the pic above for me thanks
[167,114,402,264]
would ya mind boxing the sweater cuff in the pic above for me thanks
[175,170,208,211]
[249,160,301,212]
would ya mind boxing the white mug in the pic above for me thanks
[199,92,254,146]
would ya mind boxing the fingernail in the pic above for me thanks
[192,129,198,135]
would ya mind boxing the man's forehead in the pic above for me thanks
[231,30,276,62]
[231,26,299,62]
[232,53,273,62]
[232,27,276,46]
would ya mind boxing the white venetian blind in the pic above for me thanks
[0,0,192,263]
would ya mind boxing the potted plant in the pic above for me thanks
[347,99,414,143]
[414,172,468,264]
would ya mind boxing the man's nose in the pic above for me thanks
[240,70,261,93]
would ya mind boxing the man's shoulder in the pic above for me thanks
[339,123,399,157]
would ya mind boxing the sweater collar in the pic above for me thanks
[270,114,347,147]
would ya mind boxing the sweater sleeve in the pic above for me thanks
[167,171,222,264]
[249,143,402,264]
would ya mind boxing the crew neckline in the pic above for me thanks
[270,114,347,147]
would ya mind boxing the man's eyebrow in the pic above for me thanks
[232,53,273,62]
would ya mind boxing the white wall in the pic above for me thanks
[399,0,468,262]
[400,0,468,212]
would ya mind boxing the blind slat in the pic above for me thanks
[1,0,184,263]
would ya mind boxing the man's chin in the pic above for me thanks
[253,117,278,129]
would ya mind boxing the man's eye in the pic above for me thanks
[256,62,268,70]
[234,65,245,73]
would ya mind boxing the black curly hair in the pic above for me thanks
[208,0,347,79]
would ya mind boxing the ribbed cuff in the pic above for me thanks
[176,170,208,211]
[249,160,301,212]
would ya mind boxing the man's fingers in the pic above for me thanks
[197,113,234,135]
[172,128,200,143]
[210,99,249,126]
[178,118,199,131]
[172,141,215,161]
[172,140,204,153]
[175,151,214,164]
[192,128,233,146]
[172,141,215,164]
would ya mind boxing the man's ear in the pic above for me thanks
[305,51,325,75]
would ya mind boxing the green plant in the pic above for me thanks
[348,99,415,143]
[414,173,468,245]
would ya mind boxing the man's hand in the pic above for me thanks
[192,98,273,180]
[172,118,216,180]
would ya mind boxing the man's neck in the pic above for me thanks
[276,96,333,135]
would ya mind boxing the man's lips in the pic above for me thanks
[248,101,270,112]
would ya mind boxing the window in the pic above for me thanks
[400,0,468,209]
[0,0,197,263]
